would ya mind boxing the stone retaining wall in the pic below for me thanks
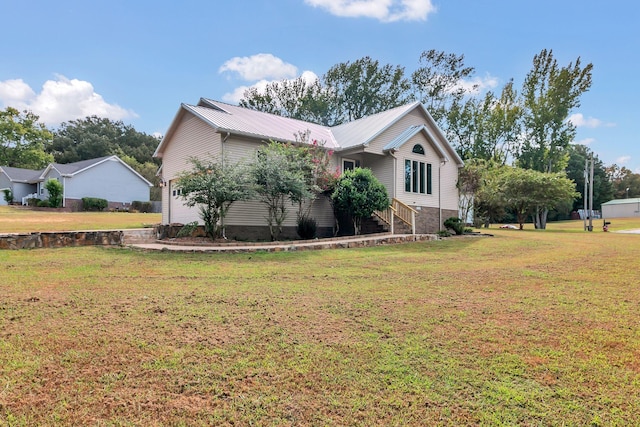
[0,231,124,250]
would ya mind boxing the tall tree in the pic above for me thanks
[517,49,593,174]
[517,49,593,228]
[0,107,53,169]
[411,49,477,127]
[449,81,521,163]
[240,77,333,125]
[323,56,412,125]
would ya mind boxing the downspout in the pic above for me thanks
[221,132,231,239]
[62,176,66,208]
[438,159,447,231]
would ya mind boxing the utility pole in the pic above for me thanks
[583,158,588,231]
[588,154,594,232]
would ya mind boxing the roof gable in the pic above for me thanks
[0,166,43,183]
[40,155,152,186]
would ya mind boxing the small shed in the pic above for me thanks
[601,198,640,218]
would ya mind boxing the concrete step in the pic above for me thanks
[122,228,156,244]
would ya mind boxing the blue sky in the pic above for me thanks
[1,0,638,171]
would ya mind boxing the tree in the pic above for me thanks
[45,178,63,208]
[50,116,160,164]
[252,141,313,240]
[323,56,412,125]
[517,49,593,174]
[0,107,53,169]
[174,156,253,239]
[331,168,389,235]
[449,81,522,164]
[239,56,412,126]
[565,145,614,212]
[517,49,593,228]
[411,49,477,127]
[606,164,640,199]
[240,77,333,125]
[491,167,578,229]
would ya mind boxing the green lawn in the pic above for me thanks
[0,205,160,233]
[1,216,640,425]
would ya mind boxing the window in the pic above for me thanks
[412,144,425,155]
[404,159,432,194]
[342,158,360,172]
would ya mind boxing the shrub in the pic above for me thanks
[437,229,452,238]
[2,189,13,204]
[176,221,199,238]
[444,217,465,235]
[131,200,153,213]
[82,197,108,211]
[37,199,50,207]
[297,215,317,240]
[45,179,63,208]
[27,198,40,207]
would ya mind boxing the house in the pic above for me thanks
[0,166,41,205]
[1,155,153,209]
[601,198,640,219]
[154,99,464,239]
[38,155,152,209]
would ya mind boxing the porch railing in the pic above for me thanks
[373,198,418,234]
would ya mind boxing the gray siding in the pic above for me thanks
[63,159,150,204]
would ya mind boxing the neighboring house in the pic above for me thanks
[601,198,640,218]
[0,155,152,209]
[0,166,40,205]
[154,99,464,239]
[38,156,152,209]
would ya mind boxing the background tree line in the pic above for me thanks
[1,48,637,215]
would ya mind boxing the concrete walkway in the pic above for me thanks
[127,233,438,253]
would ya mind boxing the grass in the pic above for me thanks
[1,215,640,425]
[0,205,161,233]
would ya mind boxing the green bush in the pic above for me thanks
[27,198,40,207]
[2,189,13,204]
[297,215,317,240]
[45,179,63,208]
[37,199,50,207]
[82,197,108,211]
[131,200,153,213]
[444,217,465,235]
[176,221,199,238]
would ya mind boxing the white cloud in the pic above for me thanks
[568,113,615,128]
[219,54,298,81]
[304,0,436,22]
[222,71,320,104]
[572,137,596,146]
[0,75,136,126]
[457,74,499,95]
[616,155,631,164]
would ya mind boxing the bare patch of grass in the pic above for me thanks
[1,222,640,424]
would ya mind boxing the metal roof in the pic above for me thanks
[194,99,338,148]
[602,198,640,206]
[155,99,463,167]
[331,102,421,149]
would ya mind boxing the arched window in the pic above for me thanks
[412,144,425,155]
